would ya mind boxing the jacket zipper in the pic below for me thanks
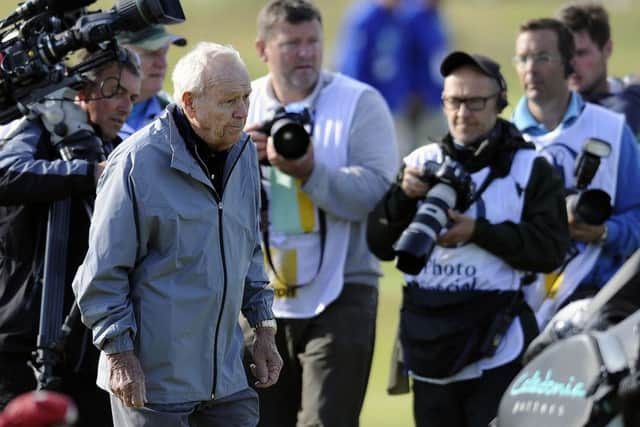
[212,202,226,399]
[193,136,251,399]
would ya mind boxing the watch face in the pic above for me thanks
[256,319,277,330]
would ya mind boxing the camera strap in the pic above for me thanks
[261,200,327,289]
[466,168,497,210]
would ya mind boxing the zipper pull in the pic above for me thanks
[218,202,223,211]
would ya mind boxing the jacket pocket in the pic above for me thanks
[176,210,216,267]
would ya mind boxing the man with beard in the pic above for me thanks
[243,1,398,426]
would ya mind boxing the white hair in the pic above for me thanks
[172,42,244,108]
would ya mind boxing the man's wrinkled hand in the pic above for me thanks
[107,351,146,408]
[250,328,283,388]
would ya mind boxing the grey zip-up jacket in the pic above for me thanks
[72,108,274,403]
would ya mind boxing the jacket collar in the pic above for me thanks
[158,106,251,191]
[440,118,534,176]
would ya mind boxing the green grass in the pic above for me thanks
[2,1,640,425]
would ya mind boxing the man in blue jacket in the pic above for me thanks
[117,25,187,139]
[512,18,640,326]
[72,42,282,427]
[335,0,449,160]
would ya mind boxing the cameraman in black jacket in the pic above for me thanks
[367,51,570,427]
[0,47,141,426]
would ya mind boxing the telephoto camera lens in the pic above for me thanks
[394,183,458,275]
[271,118,310,160]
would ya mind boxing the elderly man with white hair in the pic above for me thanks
[72,42,282,427]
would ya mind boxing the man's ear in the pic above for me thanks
[603,39,613,61]
[182,92,197,118]
[256,38,267,63]
[76,87,88,102]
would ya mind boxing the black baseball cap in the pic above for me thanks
[118,25,187,51]
[440,51,507,93]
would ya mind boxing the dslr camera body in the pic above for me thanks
[260,104,313,161]
[394,156,475,275]
[567,137,613,225]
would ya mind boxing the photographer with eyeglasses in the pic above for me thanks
[512,18,640,328]
[367,51,569,427]
[0,46,141,426]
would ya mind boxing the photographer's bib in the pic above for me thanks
[402,145,537,381]
[522,103,623,327]
[249,73,365,318]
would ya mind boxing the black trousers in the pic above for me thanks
[252,284,378,427]
[411,305,539,427]
[0,353,112,427]
[412,358,521,427]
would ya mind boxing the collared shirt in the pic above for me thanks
[512,91,585,136]
[171,106,229,197]
[513,91,640,288]
[118,95,165,140]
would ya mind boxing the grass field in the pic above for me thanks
[2,0,640,425]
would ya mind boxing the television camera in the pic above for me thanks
[0,0,185,126]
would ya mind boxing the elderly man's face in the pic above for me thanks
[79,64,141,141]
[515,29,569,104]
[189,57,251,151]
[442,66,499,144]
[258,19,323,101]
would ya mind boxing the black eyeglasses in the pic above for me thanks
[441,92,499,112]
[512,53,559,68]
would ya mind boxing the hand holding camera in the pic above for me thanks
[249,104,315,181]
[437,209,475,247]
[245,122,269,160]
[260,105,313,161]
[265,134,314,182]
[401,166,431,199]
[394,157,475,274]
[567,208,608,243]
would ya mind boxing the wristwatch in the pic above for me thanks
[254,319,277,334]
